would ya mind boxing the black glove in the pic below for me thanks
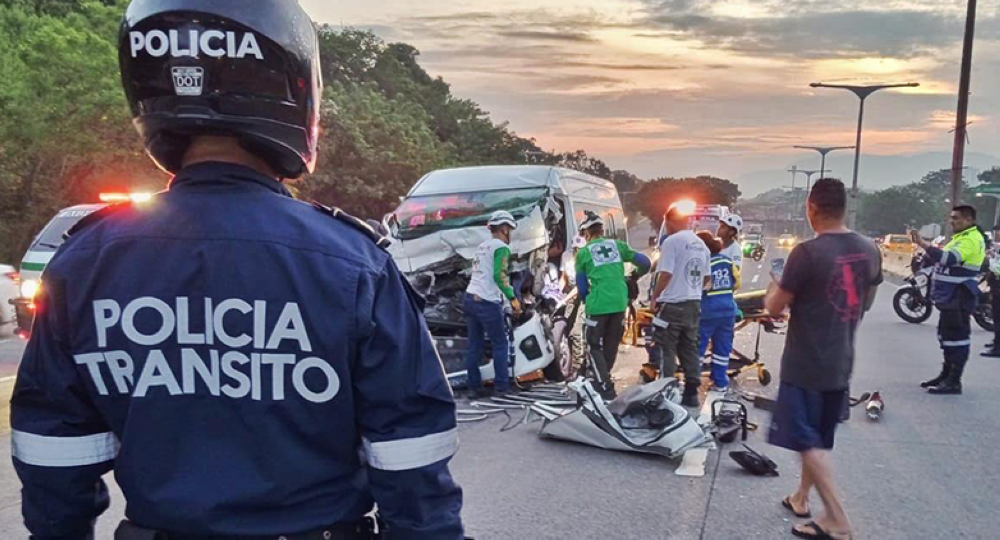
[627,274,640,301]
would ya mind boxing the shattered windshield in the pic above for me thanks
[393,188,548,240]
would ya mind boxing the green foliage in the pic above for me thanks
[0,14,653,264]
[299,81,455,218]
[859,169,999,235]
[0,0,160,263]
[980,167,1000,185]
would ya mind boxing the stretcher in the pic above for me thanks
[628,290,785,387]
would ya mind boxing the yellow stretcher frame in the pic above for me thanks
[626,290,784,387]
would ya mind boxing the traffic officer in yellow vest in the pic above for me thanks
[911,205,986,395]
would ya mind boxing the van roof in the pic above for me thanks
[407,165,615,196]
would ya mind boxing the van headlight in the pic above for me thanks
[20,279,40,300]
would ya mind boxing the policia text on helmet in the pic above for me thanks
[120,0,323,179]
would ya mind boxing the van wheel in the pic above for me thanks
[543,328,580,381]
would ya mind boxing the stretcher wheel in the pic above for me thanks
[758,367,772,387]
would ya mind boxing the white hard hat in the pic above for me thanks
[572,235,587,249]
[722,214,744,234]
[578,211,604,232]
[487,210,518,230]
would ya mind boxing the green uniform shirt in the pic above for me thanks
[576,238,637,316]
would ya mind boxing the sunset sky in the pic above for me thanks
[303,1,1000,184]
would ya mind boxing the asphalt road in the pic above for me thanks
[0,234,998,539]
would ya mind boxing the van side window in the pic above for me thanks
[574,203,623,242]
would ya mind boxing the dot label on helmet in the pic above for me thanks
[129,30,264,60]
[172,67,204,96]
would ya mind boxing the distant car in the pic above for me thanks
[0,264,18,334]
[882,234,913,255]
[777,234,797,248]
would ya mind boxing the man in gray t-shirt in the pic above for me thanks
[651,203,710,407]
[764,178,881,540]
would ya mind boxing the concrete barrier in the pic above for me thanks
[881,251,912,278]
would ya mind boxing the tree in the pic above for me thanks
[857,169,1000,235]
[0,0,161,262]
[979,167,1000,186]
[298,82,454,219]
[634,176,741,224]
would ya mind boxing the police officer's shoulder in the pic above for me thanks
[311,201,391,250]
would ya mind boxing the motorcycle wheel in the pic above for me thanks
[893,287,933,324]
[975,304,995,332]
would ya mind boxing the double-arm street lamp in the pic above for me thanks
[793,145,855,181]
[792,169,832,196]
[809,82,920,230]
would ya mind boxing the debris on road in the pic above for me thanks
[538,378,711,460]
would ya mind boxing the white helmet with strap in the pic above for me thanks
[722,214,744,234]
[487,210,518,230]
[578,211,604,232]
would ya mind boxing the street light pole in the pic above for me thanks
[790,169,831,223]
[810,82,920,230]
[794,146,855,181]
[951,0,978,213]
[794,169,832,195]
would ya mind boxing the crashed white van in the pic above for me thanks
[386,165,627,387]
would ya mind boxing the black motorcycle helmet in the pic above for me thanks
[119,0,322,178]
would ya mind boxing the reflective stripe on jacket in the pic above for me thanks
[929,225,986,306]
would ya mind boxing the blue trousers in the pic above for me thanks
[699,316,735,388]
[464,294,510,391]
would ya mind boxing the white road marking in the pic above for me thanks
[676,448,708,477]
[676,389,725,477]
[752,274,760,284]
[0,376,16,383]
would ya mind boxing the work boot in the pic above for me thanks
[682,383,700,408]
[928,363,964,395]
[981,349,1000,358]
[920,362,951,389]
[471,387,495,400]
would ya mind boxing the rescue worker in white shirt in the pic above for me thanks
[718,214,745,271]
[651,203,712,407]
[464,211,522,398]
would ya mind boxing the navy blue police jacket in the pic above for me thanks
[10,162,464,540]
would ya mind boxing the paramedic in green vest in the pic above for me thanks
[465,211,522,398]
[575,211,651,399]
[911,205,987,395]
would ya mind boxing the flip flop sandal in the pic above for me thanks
[791,521,852,540]
[781,496,811,518]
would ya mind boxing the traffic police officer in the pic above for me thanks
[912,205,986,395]
[10,1,464,539]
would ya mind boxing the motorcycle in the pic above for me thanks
[742,241,766,262]
[893,254,934,324]
[893,252,995,331]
